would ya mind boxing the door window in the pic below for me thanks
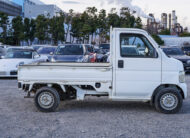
[120,34,157,58]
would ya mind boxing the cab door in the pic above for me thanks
[114,31,161,100]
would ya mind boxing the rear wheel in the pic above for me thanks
[34,87,60,112]
[154,88,183,114]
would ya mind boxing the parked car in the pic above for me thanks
[50,44,89,62]
[0,47,6,59]
[99,43,110,54]
[182,46,190,56]
[0,49,41,77]
[6,47,33,53]
[37,46,57,59]
[18,28,187,114]
[162,46,190,72]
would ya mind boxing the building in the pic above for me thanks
[147,13,160,34]
[0,0,22,16]
[161,13,167,30]
[24,4,62,18]
[168,13,171,31]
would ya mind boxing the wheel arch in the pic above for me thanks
[32,83,65,93]
[151,84,184,106]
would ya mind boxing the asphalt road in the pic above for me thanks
[0,76,190,138]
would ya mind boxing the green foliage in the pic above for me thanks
[0,12,9,44]
[0,7,143,45]
[12,16,24,45]
[152,34,164,45]
[49,12,65,45]
[35,15,49,44]
[159,29,170,35]
[135,17,142,29]
[29,19,36,43]
[179,32,190,37]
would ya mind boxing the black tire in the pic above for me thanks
[154,87,183,114]
[34,87,60,112]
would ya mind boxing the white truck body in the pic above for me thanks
[18,28,187,113]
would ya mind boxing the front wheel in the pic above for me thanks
[154,88,183,114]
[34,87,60,112]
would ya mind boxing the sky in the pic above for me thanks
[39,0,190,30]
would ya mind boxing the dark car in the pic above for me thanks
[182,46,190,56]
[37,46,56,55]
[99,43,110,54]
[50,44,89,62]
[162,46,190,72]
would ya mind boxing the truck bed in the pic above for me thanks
[18,62,112,92]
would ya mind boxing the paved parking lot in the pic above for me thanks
[0,76,190,138]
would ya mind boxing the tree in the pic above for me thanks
[107,8,120,28]
[65,9,74,43]
[135,17,142,29]
[12,16,24,45]
[23,18,30,45]
[159,29,170,35]
[80,11,91,43]
[152,34,164,45]
[49,12,65,45]
[179,32,190,37]
[35,15,49,44]
[120,7,135,28]
[0,12,9,44]
[29,19,36,44]
[70,14,82,43]
[98,9,108,43]
[85,7,98,43]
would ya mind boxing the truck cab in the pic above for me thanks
[18,28,187,114]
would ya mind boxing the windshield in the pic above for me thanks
[32,46,42,51]
[7,48,23,53]
[5,51,33,59]
[37,47,56,54]
[99,44,110,50]
[163,48,185,55]
[55,45,84,55]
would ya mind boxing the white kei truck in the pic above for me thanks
[18,28,187,114]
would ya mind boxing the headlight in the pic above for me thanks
[179,71,185,83]
[51,58,56,62]
[16,62,24,68]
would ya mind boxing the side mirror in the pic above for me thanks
[34,54,40,59]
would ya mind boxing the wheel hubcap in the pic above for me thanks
[160,93,178,110]
[38,92,54,109]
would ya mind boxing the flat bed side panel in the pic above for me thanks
[18,65,112,82]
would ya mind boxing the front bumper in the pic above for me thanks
[178,83,187,99]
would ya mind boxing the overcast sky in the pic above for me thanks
[40,0,190,30]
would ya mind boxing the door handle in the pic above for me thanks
[118,60,124,68]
